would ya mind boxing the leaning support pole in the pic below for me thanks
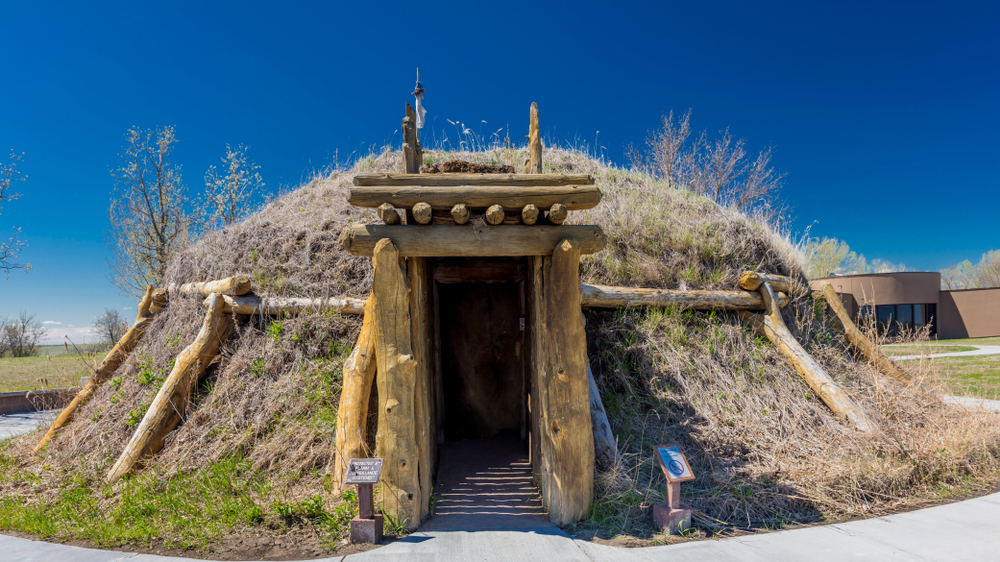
[219,294,366,316]
[739,283,875,432]
[588,362,620,468]
[169,275,252,297]
[814,283,912,384]
[106,293,233,483]
[333,296,378,490]
[738,271,804,296]
[34,285,166,453]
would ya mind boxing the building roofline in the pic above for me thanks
[941,286,1000,293]
[811,271,941,282]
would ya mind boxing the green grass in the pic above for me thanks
[0,452,359,550]
[0,354,92,392]
[35,344,104,357]
[933,336,1000,346]
[882,345,977,357]
[924,354,1000,399]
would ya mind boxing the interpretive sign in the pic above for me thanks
[654,444,695,483]
[344,458,384,484]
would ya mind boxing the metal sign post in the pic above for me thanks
[652,444,694,534]
[344,458,384,544]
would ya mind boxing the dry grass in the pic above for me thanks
[0,147,998,550]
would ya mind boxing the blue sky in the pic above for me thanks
[1,1,997,344]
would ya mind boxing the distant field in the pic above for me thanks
[36,344,104,356]
[0,355,93,392]
[882,345,977,357]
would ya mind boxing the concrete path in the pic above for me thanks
[943,394,1000,412]
[891,344,1000,361]
[0,409,57,439]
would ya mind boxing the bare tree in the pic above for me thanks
[941,250,1000,289]
[0,150,30,276]
[106,127,191,298]
[92,308,127,350]
[203,144,263,230]
[630,110,785,222]
[1,311,46,357]
[869,258,909,274]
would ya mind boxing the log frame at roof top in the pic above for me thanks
[338,224,606,257]
[348,184,602,211]
[353,173,594,187]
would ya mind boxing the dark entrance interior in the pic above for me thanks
[425,258,546,529]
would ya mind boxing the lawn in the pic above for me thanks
[886,337,1000,399]
[0,355,93,392]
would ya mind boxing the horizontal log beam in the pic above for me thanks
[338,225,606,257]
[170,276,251,296]
[217,294,366,315]
[581,284,789,310]
[348,185,601,211]
[354,173,594,187]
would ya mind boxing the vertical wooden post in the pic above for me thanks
[334,296,378,489]
[541,238,594,525]
[372,239,421,531]
[528,255,546,488]
[408,256,434,523]
[525,102,542,174]
[403,103,422,174]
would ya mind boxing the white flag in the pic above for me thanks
[415,94,427,129]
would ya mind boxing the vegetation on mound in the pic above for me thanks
[0,147,998,551]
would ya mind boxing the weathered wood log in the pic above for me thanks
[525,102,542,174]
[522,204,539,225]
[339,225,606,258]
[333,296,378,490]
[107,293,234,482]
[34,286,162,453]
[218,294,365,316]
[378,202,402,225]
[814,283,913,384]
[450,204,470,225]
[588,361,620,468]
[170,276,251,297]
[581,284,789,310]
[738,271,804,295]
[412,202,433,225]
[486,204,505,225]
[348,185,602,211]
[548,203,568,225]
[372,239,421,530]
[739,283,875,432]
[528,256,545,482]
[403,103,422,174]
[408,257,434,524]
[541,238,594,525]
[355,173,594,187]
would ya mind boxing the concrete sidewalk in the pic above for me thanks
[0,409,58,439]
[4,491,997,561]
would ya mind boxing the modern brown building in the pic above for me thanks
[810,272,1000,340]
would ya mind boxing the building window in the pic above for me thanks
[869,304,936,337]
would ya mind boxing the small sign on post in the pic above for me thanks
[652,444,694,534]
[345,458,384,544]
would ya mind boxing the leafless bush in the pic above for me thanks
[106,127,192,298]
[202,144,264,230]
[92,308,127,351]
[629,110,785,224]
[0,150,30,275]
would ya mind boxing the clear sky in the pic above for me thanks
[1,1,997,344]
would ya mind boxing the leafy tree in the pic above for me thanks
[0,150,29,276]
[92,308,127,350]
[869,258,909,274]
[801,237,868,279]
[203,144,263,229]
[1,312,46,357]
[106,127,191,298]
[941,250,1000,289]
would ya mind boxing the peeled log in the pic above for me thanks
[588,362,620,468]
[339,224,606,258]
[378,203,402,225]
[354,173,594,187]
[218,294,365,316]
[525,102,543,174]
[333,296,378,489]
[372,239,421,530]
[581,284,788,310]
[412,202,433,225]
[106,293,234,483]
[815,283,912,384]
[450,204,471,225]
[739,284,875,432]
[171,276,251,297]
[738,271,804,295]
[548,203,568,225]
[348,185,602,211]
[522,204,539,225]
[486,204,505,225]
[34,286,162,453]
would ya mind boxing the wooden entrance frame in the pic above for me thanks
[339,102,600,529]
